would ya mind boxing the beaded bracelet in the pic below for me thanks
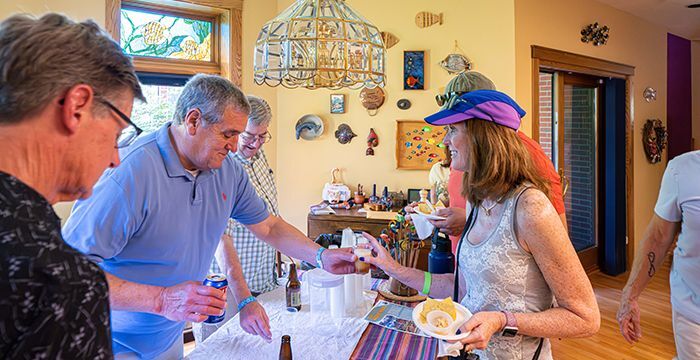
[237,295,257,312]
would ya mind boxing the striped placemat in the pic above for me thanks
[350,280,439,360]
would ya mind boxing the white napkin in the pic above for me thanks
[437,339,465,357]
[411,214,435,240]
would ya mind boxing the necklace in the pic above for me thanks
[479,196,504,216]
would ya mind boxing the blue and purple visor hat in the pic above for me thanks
[424,89,526,130]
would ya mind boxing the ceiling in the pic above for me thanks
[595,0,700,40]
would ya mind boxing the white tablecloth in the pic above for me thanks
[186,285,376,360]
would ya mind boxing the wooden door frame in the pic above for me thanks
[555,73,604,271]
[531,45,635,271]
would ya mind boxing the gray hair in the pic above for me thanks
[0,13,144,124]
[173,74,250,125]
[246,95,272,126]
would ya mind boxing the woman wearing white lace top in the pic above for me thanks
[359,90,599,360]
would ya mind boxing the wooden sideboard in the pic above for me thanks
[307,207,431,271]
[307,207,390,239]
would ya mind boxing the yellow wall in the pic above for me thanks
[273,0,516,232]
[514,0,668,253]
[242,0,279,171]
[0,0,677,252]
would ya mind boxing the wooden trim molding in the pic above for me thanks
[531,46,635,271]
[531,57,540,142]
[532,45,635,78]
[105,0,121,41]
[104,0,242,85]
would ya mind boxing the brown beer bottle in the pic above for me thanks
[286,263,301,311]
[279,335,292,360]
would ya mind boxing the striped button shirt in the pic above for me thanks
[212,149,279,294]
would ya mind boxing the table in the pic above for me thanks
[186,280,439,360]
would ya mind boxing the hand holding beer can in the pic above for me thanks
[202,274,228,323]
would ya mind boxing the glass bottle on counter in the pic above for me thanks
[286,263,301,311]
[279,335,292,360]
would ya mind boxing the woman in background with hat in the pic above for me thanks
[360,90,599,360]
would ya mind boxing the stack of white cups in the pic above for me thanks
[340,228,367,315]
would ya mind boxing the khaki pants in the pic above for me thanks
[673,309,700,360]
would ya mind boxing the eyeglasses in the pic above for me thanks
[95,97,143,149]
[435,91,466,107]
[239,131,272,144]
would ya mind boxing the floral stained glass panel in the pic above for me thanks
[120,8,212,61]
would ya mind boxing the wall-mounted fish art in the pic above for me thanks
[404,51,425,90]
[440,53,472,74]
[396,120,445,169]
[381,31,400,49]
[334,123,357,144]
[295,114,324,140]
[440,41,472,74]
[415,12,443,28]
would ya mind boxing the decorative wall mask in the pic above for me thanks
[381,31,400,49]
[404,51,425,90]
[643,87,657,102]
[330,94,345,114]
[439,41,472,74]
[359,87,386,116]
[397,99,412,110]
[580,22,609,46]
[335,123,357,144]
[295,114,324,140]
[643,119,667,164]
[366,128,379,156]
[415,12,443,28]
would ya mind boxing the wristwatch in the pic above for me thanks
[500,311,518,337]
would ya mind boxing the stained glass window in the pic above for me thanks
[120,7,213,61]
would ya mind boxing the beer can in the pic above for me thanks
[202,273,228,324]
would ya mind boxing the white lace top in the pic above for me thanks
[458,186,554,360]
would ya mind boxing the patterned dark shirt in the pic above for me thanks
[0,172,112,359]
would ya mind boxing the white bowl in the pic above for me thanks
[412,300,472,341]
[425,310,454,335]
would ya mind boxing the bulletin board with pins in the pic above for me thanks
[396,120,446,170]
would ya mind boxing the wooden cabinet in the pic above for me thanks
[307,208,390,239]
[306,207,431,271]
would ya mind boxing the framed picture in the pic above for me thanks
[403,51,425,90]
[330,94,345,114]
[396,120,446,170]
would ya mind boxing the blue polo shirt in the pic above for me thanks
[62,123,269,358]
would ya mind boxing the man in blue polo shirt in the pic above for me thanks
[63,74,356,359]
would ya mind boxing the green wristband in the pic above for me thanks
[422,271,432,295]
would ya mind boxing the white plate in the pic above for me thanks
[412,212,446,221]
[412,301,472,341]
